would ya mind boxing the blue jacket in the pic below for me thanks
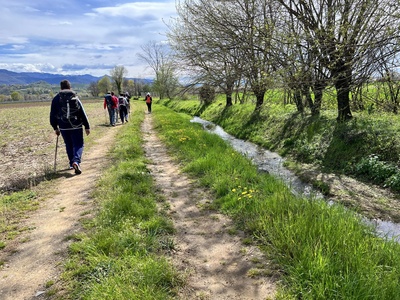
[50,89,90,131]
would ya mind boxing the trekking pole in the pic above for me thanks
[54,135,59,173]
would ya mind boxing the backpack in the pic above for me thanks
[105,94,113,108]
[118,96,126,106]
[58,91,82,125]
[145,95,152,104]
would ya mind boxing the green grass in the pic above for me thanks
[159,97,400,193]
[60,103,182,299]
[2,98,400,299]
[150,103,400,300]
[0,190,39,248]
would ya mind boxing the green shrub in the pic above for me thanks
[353,154,399,184]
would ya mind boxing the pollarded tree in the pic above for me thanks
[272,9,330,115]
[199,84,216,104]
[171,0,279,111]
[170,0,243,107]
[276,0,400,121]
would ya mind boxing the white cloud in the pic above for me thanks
[93,2,176,18]
[0,1,177,78]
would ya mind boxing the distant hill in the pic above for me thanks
[0,69,152,85]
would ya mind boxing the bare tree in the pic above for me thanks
[170,0,279,111]
[273,9,329,115]
[170,0,242,107]
[137,41,178,99]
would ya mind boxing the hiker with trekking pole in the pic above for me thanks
[50,79,90,174]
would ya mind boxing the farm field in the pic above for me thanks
[0,100,107,192]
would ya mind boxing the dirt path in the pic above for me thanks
[0,114,277,300]
[0,127,117,300]
[142,114,277,299]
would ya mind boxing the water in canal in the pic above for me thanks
[191,116,400,242]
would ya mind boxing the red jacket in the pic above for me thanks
[104,94,119,109]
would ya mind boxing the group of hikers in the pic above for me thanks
[50,79,153,175]
[103,91,130,126]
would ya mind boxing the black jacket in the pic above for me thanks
[50,89,90,131]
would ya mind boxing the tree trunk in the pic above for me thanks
[226,93,233,107]
[225,79,234,107]
[310,80,326,116]
[335,84,353,121]
[334,64,353,122]
[312,88,323,116]
[293,90,304,113]
[255,93,264,110]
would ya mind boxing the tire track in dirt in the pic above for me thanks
[142,114,277,300]
[0,127,118,300]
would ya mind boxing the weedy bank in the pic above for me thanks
[160,96,400,194]
[150,103,400,299]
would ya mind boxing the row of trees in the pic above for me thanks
[87,66,151,98]
[167,0,400,121]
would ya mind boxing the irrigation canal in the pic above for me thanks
[190,117,400,243]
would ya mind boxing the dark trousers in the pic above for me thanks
[146,102,152,113]
[119,106,128,122]
[107,106,115,125]
[61,128,84,166]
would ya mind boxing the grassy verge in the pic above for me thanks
[57,103,182,299]
[159,98,400,193]
[150,103,400,299]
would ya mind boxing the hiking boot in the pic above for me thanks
[72,162,82,174]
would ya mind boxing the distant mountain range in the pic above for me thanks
[0,69,152,85]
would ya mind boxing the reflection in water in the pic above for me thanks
[191,117,400,242]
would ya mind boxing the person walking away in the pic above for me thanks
[50,79,90,174]
[111,92,119,123]
[118,93,129,124]
[125,92,131,120]
[145,92,152,114]
[104,91,118,126]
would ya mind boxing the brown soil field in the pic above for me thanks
[0,100,105,192]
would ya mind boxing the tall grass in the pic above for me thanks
[61,103,181,299]
[159,98,400,193]
[151,103,400,299]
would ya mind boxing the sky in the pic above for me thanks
[0,0,177,78]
